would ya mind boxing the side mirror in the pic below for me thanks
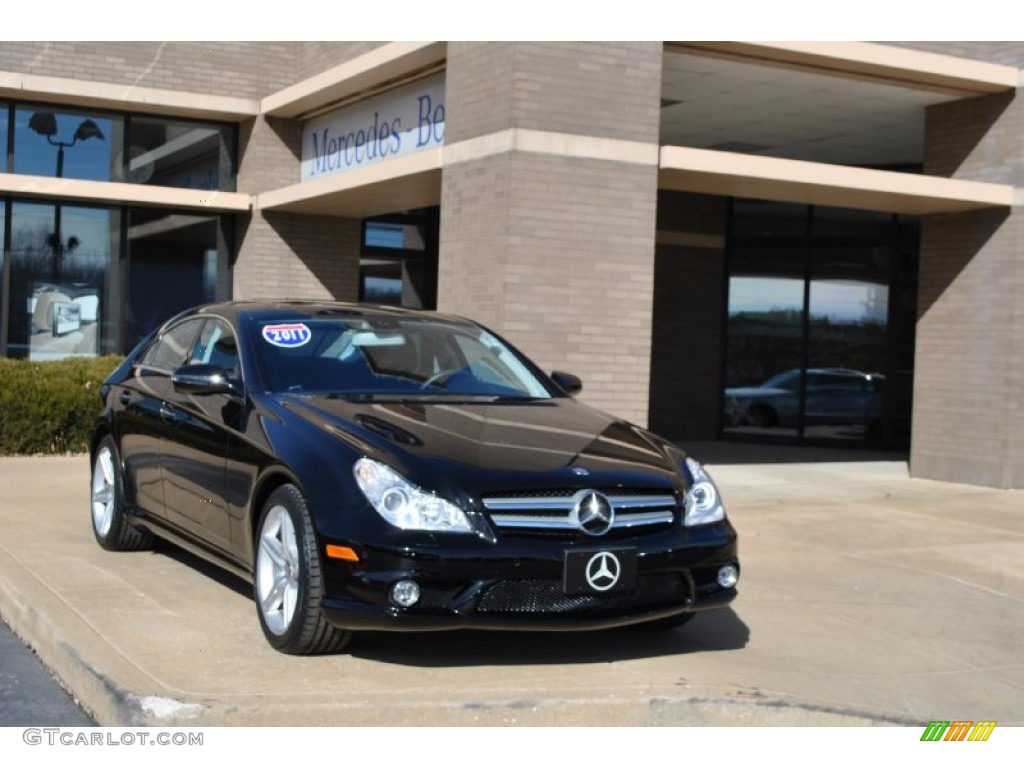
[551,370,582,396]
[172,364,243,398]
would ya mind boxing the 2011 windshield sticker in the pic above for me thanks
[262,323,312,348]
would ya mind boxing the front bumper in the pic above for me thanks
[319,526,739,632]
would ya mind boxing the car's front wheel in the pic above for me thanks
[254,484,351,655]
[91,435,153,552]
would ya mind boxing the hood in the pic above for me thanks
[275,394,683,497]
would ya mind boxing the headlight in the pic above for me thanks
[353,458,473,533]
[682,456,726,526]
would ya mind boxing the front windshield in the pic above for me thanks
[250,316,554,399]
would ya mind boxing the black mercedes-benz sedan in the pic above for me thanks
[90,302,739,654]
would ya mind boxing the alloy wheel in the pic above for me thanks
[91,445,116,537]
[256,505,300,635]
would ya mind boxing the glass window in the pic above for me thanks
[730,200,808,238]
[723,275,804,438]
[1,102,9,171]
[124,116,235,191]
[139,318,205,371]
[805,242,890,442]
[360,208,438,309]
[14,107,121,182]
[125,209,225,350]
[6,202,117,360]
[360,259,403,305]
[364,221,426,250]
[723,202,910,447]
[252,317,551,399]
[0,199,6,353]
[190,319,239,378]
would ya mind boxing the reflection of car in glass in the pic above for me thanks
[90,302,739,655]
[724,368,884,429]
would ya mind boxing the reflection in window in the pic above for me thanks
[360,263,403,305]
[360,209,438,309]
[0,200,6,351]
[723,276,803,437]
[0,102,8,171]
[9,107,235,191]
[723,202,910,446]
[123,117,236,191]
[806,250,890,442]
[125,209,224,349]
[14,107,120,181]
[6,202,116,360]
[365,222,426,250]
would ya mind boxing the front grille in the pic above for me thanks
[481,488,678,536]
[475,573,689,615]
[477,580,601,614]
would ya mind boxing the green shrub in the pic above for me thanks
[0,356,123,455]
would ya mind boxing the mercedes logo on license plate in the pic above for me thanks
[584,551,621,591]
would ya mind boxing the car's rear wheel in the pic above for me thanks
[91,436,153,551]
[254,484,351,655]
[749,405,777,429]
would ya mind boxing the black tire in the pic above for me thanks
[90,435,153,551]
[253,484,351,655]
[634,611,696,631]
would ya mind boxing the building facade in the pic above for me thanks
[2,42,1022,487]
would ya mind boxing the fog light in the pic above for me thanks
[390,579,420,608]
[717,565,739,589]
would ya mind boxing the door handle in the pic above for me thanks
[159,404,181,422]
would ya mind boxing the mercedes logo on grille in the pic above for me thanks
[572,490,614,536]
[585,551,621,591]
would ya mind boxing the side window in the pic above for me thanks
[138,318,205,371]
[189,319,239,378]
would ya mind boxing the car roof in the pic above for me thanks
[182,301,476,328]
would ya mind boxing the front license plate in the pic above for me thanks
[563,549,637,595]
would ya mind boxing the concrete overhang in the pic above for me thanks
[0,71,259,121]
[261,42,446,118]
[659,147,1015,215]
[0,172,251,212]
[669,42,1020,97]
[254,149,442,218]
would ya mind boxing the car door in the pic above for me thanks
[805,373,870,426]
[118,318,206,519]
[158,317,240,555]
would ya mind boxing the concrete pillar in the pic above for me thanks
[649,192,728,440]
[913,89,1024,487]
[234,115,361,302]
[438,42,662,426]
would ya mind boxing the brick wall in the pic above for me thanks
[234,212,360,301]
[649,192,728,440]
[445,42,662,144]
[0,42,295,98]
[295,42,387,80]
[914,87,1024,487]
[439,42,662,426]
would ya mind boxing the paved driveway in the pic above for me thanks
[0,454,1021,726]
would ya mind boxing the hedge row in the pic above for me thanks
[0,356,123,455]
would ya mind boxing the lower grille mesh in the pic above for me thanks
[476,573,689,615]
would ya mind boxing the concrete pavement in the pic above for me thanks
[0,449,1021,726]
